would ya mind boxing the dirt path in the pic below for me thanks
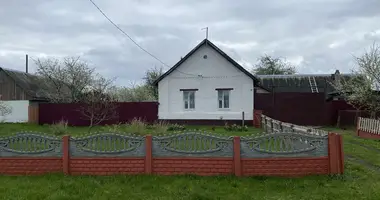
[346,140,380,153]
[344,138,380,172]
[345,155,380,172]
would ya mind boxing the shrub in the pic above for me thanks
[152,121,169,135]
[224,123,248,132]
[128,118,146,135]
[50,120,68,136]
[104,124,123,132]
[167,124,186,131]
[146,124,155,130]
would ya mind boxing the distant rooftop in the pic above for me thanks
[256,73,355,78]
[255,71,355,93]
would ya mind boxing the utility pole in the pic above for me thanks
[25,54,28,73]
[201,27,209,39]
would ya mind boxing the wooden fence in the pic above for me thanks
[357,117,380,139]
[260,115,329,136]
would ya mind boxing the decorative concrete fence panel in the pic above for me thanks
[0,131,344,177]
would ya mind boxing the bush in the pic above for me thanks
[167,124,186,131]
[152,121,169,135]
[104,124,123,132]
[224,123,248,132]
[128,118,146,135]
[50,120,68,136]
[146,124,155,130]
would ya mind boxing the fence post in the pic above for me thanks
[145,135,153,174]
[328,133,344,175]
[233,136,242,177]
[242,111,245,128]
[356,117,360,136]
[62,135,70,175]
[270,119,273,133]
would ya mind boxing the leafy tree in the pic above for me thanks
[110,83,156,102]
[252,55,296,75]
[332,43,380,118]
[143,66,163,99]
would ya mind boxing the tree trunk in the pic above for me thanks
[371,111,376,119]
[354,109,360,126]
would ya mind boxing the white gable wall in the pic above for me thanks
[158,44,254,120]
[0,100,29,122]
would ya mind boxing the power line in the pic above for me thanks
[88,0,197,76]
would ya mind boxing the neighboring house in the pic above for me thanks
[153,39,267,125]
[256,70,355,100]
[0,67,53,122]
[0,67,52,101]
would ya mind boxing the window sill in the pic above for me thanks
[184,109,196,111]
[218,108,231,111]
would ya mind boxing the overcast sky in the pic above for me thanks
[0,0,379,86]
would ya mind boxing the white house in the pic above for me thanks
[153,39,267,125]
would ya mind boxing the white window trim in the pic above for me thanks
[217,89,231,110]
[182,90,196,111]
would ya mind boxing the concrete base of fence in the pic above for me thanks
[0,133,344,177]
[357,129,380,139]
[0,157,62,175]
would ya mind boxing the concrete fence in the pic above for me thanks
[0,131,344,177]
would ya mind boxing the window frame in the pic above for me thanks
[180,89,197,111]
[215,88,233,109]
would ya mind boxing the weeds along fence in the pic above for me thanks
[260,115,329,136]
[0,130,343,177]
[357,117,380,139]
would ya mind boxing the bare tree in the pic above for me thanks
[34,58,70,102]
[332,43,380,119]
[35,56,119,126]
[79,75,118,128]
[34,56,95,103]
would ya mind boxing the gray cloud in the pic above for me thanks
[0,0,379,86]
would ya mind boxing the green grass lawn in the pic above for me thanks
[0,123,261,137]
[2,125,380,199]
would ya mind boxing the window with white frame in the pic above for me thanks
[183,90,195,110]
[217,89,230,109]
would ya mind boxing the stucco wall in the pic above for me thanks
[158,44,254,120]
[0,100,29,122]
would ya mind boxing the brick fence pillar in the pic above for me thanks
[233,136,242,176]
[145,135,153,174]
[328,133,344,174]
[62,135,70,175]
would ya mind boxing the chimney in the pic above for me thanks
[25,54,28,73]
[333,69,340,84]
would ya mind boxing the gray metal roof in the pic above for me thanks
[1,67,55,100]
[257,73,354,93]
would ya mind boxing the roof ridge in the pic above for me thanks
[152,39,260,85]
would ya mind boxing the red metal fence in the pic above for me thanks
[38,102,158,126]
[255,93,355,126]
